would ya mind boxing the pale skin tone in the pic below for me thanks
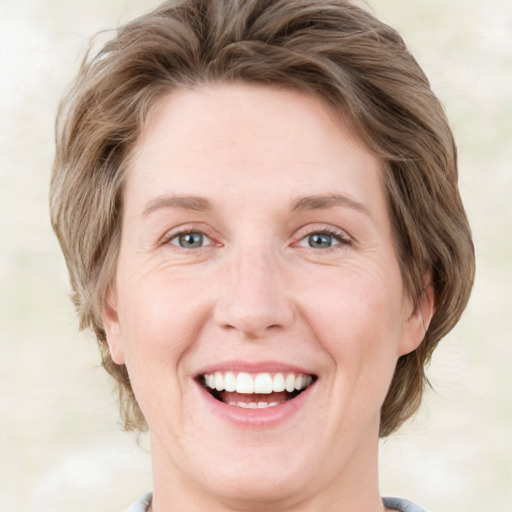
[103,83,433,512]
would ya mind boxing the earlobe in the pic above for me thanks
[399,279,435,356]
[102,290,126,365]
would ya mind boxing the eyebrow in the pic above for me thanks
[289,194,371,216]
[142,193,371,217]
[143,195,212,215]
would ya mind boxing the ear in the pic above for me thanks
[102,288,126,365]
[398,277,435,357]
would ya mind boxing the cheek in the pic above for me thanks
[296,265,405,369]
[113,270,212,425]
[116,268,209,367]
[293,267,405,438]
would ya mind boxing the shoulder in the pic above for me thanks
[383,497,429,512]
[124,492,153,512]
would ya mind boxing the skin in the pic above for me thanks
[103,83,433,512]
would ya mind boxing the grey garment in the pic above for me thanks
[125,492,152,512]
[126,493,428,512]
[383,496,428,512]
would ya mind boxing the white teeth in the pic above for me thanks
[285,373,296,393]
[224,372,236,392]
[236,372,254,394]
[254,373,273,394]
[229,401,281,409]
[294,374,305,391]
[203,371,313,394]
[273,373,285,392]
[215,372,224,391]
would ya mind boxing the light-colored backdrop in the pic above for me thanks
[1,1,510,511]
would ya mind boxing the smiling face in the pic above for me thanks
[103,84,431,511]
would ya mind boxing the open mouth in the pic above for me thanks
[198,371,316,409]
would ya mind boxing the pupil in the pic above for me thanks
[309,233,332,248]
[179,233,203,248]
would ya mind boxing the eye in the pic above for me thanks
[307,233,337,249]
[297,229,350,249]
[168,231,211,249]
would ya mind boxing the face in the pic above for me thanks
[104,84,430,510]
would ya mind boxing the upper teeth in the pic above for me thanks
[203,372,313,394]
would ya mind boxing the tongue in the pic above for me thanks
[219,391,289,404]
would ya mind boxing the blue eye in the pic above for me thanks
[297,229,349,250]
[307,233,336,249]
[170,232,209,248]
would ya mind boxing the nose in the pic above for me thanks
[213,247,294,339]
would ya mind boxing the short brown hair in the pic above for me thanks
[50,0,475,436]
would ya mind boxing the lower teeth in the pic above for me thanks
[202,382,307,407]
[228,401,281,409]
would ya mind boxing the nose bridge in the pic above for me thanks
[214,241,293,337]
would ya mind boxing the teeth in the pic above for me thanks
[224,372,236,392]
[294,375,312,390]
[236,372,254,394]
[215,372,224,391]
[227,401,282,409]
[254,373,273,394]
[285,373,295,392]
[203,371,313,394]
[273,373,285,392]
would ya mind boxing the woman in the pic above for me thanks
[50,0,475,510]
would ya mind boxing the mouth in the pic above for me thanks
[197,371,317,409]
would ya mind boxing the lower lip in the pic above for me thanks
[195,380,315,427]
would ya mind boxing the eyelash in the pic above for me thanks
[296,227,352,250]
[161,228,216,249]
[160,226,352,250]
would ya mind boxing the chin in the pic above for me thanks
[182,442,319,507]
[204,465,311,507]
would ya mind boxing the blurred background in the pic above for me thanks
[0,0,510,510]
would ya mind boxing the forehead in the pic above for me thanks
[125,83,385,214]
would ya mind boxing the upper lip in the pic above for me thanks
[195,360,317,377]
